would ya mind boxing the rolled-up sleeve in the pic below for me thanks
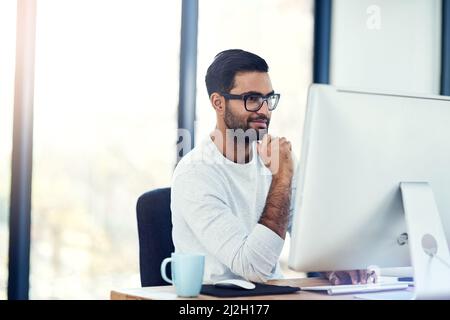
[231,224,284,282]
[171,169,285,283]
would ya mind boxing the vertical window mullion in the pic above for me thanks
[8,0,37,300]
[313,0,332,84]
[177,0,198,161]
[441,0,450,96]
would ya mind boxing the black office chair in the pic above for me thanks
[136,187,174,287]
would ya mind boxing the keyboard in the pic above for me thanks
[354,290,415,300]
[300,282,409,295]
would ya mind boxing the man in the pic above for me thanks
[171,49,373,285]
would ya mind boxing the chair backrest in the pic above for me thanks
[136,187,174,287]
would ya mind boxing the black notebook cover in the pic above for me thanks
[200,283,300,298]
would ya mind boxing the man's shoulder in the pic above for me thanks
[173,139,223,181]
[173,157,218,180]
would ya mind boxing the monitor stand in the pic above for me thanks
[400,182,450,299]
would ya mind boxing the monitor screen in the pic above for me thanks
[288,84,450,273]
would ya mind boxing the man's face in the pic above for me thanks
[224,71,273,141]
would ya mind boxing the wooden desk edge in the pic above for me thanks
[110,277,355,300]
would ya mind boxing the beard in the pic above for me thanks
[224,103,270,142]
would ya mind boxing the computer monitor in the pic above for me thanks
[288,84,450,298]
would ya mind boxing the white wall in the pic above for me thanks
[330,0,442,95]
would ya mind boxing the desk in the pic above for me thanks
[110,277,356,300]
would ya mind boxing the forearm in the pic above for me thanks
[259,174,292,239]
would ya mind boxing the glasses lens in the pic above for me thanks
[268,94,279,110]
[245,95,263,111]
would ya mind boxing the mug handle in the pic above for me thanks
[160,257,173,284]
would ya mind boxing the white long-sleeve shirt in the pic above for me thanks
[171,136,297,284]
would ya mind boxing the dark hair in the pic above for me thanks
[205,49,269,97]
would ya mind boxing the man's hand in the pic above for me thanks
[257,134,294,239]
[257,134,293,180]
[323,270,378,285]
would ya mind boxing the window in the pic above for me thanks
[31,0,180,298]
[196,0,314,277]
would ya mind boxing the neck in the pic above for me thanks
[211,124,252,164]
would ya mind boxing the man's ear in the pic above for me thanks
[210,93,225,114]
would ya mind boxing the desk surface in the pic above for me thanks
[110,277,357,300]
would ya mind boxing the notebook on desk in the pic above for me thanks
[200,283,300,298]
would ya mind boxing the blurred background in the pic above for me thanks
[0,0,313,299]
[0,0,447,299]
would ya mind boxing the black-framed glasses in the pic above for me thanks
[220,92,280,112]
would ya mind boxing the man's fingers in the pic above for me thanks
[348,270,360,284]
[325,271,339,285]
[334,271,354,285]
[328,269,377,285]
[359,270,368,284]
[334,271,350,284]
[367,269,378,283]
[326,272,341,285]
[260,133,269,145]
[258,134,269,154]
